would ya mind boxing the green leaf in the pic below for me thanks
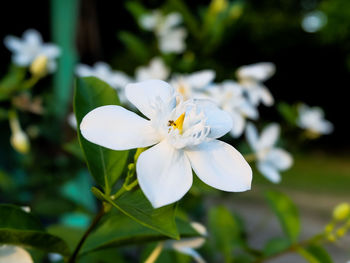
[48,225,85,252]
[0,65,27,101]
[297,245,333,263]
[208,206,243,261]
[265,191,300,243]
[0,204,70,256]
[81,210,199,255]
[263,237,290,257]
[74,77,129,194]
[63,139,85,161]
[94,187,179,239]
[277,102,298,126]
[118,31,149,63]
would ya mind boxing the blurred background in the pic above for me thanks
[0,0,349,262]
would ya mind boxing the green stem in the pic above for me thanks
[243,153,256,163]
[110,179,138,200]
[68,207,105,263]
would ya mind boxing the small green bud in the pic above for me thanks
[333,203,350,221]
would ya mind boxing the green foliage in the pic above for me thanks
[80,210,199,255]
[277,102,298,126]
[0,204,70,256]
[0,65,27,101]
[208,206,243,262]
[93,187,179,239]
[297,244,333,263]
[265,191,300,243]
[263,237,290,257]
[118,31,150,63]
[74,77,129,194]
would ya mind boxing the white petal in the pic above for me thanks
[239,101,259,119]
[80,105,160,151]
[23,29,42,46]
[0,246,33,263]
[159,28,186,54]
[245,122,259,150]
[265,148,293,170]
[237,62,275,82]
[260,86,274,106]
[4,36,22,52]
[194,100,232,138]
[185,140,252,192]
[125,79,175,119]
[13,54,32,66]
[163,12,182,30]
[137,140,192,208]
[257,123,280,150]
[75,64,92,77]
[168,237,206,250]
[257,161,281,183]
[41,44,61,58]
[229,111,245,138]
[186,70,216,90]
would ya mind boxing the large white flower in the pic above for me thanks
[236,62,275,107]
[0,245,33,263]
[208,81,258,138]
[297,104,333,136]
[135,57,170,81]
[245,123,292,183]
[75,62,131,104]
[80,80,252,208]
[171,70,215,100]
[4,29,61,73]
[140,11,187,54]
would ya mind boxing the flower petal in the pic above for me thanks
[194,99,232,139]
[137,140,192,208]
[257,161,281,183]
[0,245,33,263]
[260,86,274,106]
[41,44,61,58]
[245,122,259,150]
[257,123,280,150]
[23,29,42,46]
[80,105,160,150]
[229,111,245,138]
[265,148,293,170]
[125,79,176,119]
[185,140,252,192]
[237,62,275,82]
[186,70,215,90]
[4,36,22,52]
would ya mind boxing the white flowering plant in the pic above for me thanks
[1,1,348,263]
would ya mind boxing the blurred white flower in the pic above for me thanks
[135,57,170,81]
[68,113,77,130]
[236,62,275,106]
[4,29,61,73]
[80,79,252,208]
[246,123,293,183]
[301,10,327,33]
[297,104,333,136]
[48,253,63,262]
[75,62,132,103]
[171,70,216,100]
[165,222,207,263]
[140,11,187,54]
[0,245,33,263]
[9,111,30,154]
[209,81,258,138]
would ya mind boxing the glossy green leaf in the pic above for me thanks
[81,210,199,255]
[297,245,333,263]
[74,77,129,194]
[265,191,300,243]
[0,204,70,256]
[208,206,242,261]
[263,237,290,257]
[93,187,179,239]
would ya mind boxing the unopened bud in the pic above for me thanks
[10,129,30,154]
[209,0,228,14]
[333,203,350,221]
[30,55,48,77]
[327,233,336,242]
[324,223,334,234]
[336,227,347,238]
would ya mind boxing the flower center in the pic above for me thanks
[168,113,185,134]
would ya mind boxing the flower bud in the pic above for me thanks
[30,55,48,77]
[333,203,350,221]
[10,129,30,154]
[209,0,228,14]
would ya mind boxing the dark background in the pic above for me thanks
[1,0,349,152]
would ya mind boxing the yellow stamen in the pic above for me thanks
[169,113,185,134]
[30,55,48,77]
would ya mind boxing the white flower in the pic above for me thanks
[209,81,258,138]
[140,11,187,54]
[165,222,207,263]
[4,29,61,73]
[171,70,215,100]
[68,113,77,130]
[297,104,333,135]
[75,62,132,104]
[0,245,33,263]
[236,62,275,106]
[80,79,252,208]
[245,123,293,183]
[135,57,170,81]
